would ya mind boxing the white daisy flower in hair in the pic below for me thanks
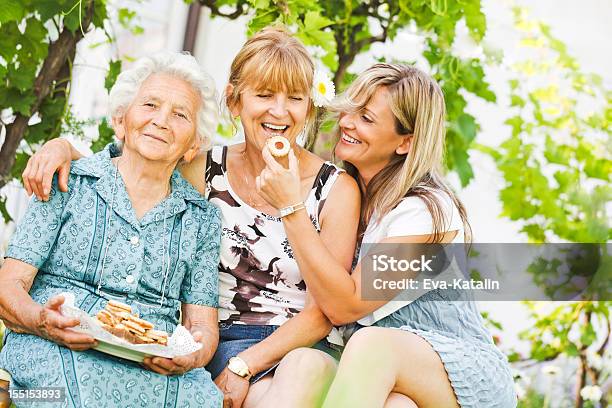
[312,69,335,107]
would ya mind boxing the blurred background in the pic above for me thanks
[0,0,610,406]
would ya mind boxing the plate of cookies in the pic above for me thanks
[59,293,202,363]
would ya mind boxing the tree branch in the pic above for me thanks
[333,2,391,86]
[197,0,248,20]
[0,1,95,189]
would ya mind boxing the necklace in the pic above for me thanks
[97,158,172,308]
[240,148,267,208]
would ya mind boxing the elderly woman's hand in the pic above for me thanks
[256,145,302,210]
[142,331,207,375]
[22,138,74,201]
[36,295,98,351]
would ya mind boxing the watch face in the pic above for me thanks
[228,358,248,377]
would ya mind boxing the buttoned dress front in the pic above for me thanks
[0,147,223,408]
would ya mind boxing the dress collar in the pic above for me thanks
[71,144,211,229]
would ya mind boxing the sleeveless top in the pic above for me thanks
[205,145,345,328]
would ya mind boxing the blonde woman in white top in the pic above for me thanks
[257,64,516,408]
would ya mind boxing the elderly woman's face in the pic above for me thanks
[113,73,201,164]
[230,85,309,150]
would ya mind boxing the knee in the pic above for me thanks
[344,326,389,355]
[278,348,337,381]
[385,392,418,408]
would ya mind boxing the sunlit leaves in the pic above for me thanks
[487,7,611,244]
[104,60,122,92]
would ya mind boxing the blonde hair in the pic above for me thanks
[334,63,471,243]
[225,26,318,145]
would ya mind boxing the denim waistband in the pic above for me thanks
[219,323,280,342]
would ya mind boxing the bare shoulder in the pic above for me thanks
[321,171,361,219]
[178,151,207,194]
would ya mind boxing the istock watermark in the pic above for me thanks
[360,243,610,301]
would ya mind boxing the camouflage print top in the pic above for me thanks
[205,145,344,326]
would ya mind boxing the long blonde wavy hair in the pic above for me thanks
[333,63,471,243]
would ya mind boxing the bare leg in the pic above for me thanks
[322,327,459,408]
[384,393,418,408]
[246,348,337,408]
[243,375,273,408]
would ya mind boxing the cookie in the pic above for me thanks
[106,300,132,314]
[268,136,290,157]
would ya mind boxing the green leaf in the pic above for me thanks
[463,0,486,41]
[0,0,25,23]
[247,10,279,36]
[37,0,70,22]
[91,119,115,152]
[104,60,122,93]
[456,113,478,143]
[247,0,270,9]
[0,195,12,224]
[63,0,85,32]
[118,8,136,28]
[0,87,35,115]
[446,131,474,186]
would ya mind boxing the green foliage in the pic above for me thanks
[0,1,141,221]
[204,0,495,185]
[517,388,546,408]
[480,7,611,243]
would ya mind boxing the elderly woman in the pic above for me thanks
[22,27,359,408]
[0,52,223,407]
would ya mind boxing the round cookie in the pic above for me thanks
[268,136,290,157]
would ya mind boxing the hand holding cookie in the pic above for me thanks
[257,144,302,211]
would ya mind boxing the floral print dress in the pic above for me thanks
[0,146,222,407]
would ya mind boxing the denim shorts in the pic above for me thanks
[206,323,343,383]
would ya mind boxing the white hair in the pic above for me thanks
[108,51,219,150]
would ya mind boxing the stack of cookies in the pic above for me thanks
[95,300,169,346]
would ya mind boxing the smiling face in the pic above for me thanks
[334,86,411,181]
[229,84,310,150]
[112,73,201,164]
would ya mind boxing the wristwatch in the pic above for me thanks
[279,202,305,218]
[227,356,253,381]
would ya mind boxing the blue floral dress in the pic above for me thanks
[0,146,223,407]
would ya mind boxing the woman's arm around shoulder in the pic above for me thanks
[178,151,207,195]
[22,138,85,201]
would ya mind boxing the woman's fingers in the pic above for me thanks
[58,162,70,192]
[27,159,42,200]
[143,357,183,376]
[142,359,173,375]
[22,157,34,196]
[41,163,56,199]
[53,315,80,329]
[255,176,262,194]
[288,149,299,176]
[151,357,184,372]
[34,158,51,201]
[53,327,96,346]
[66,342,98,351]
[45,295,65,310]
[261,144,284,172]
